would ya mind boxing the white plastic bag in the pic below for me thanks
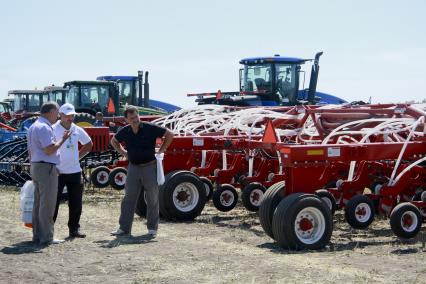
[20,180,35,226]
[155,153,165,185]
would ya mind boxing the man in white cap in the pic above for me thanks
[53,104,93,238]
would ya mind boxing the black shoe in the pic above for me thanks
[70,231,86,238]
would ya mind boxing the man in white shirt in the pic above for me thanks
[53,104,93,238]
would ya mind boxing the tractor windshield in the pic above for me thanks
[275,63,297,103]
[28,94,41,112]
[80,85,109,109]
[117,81,134,106]
[241,64,272,93]
[0,104,6,113]
[13,95,26,112]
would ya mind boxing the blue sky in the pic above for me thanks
[1,0,425,107]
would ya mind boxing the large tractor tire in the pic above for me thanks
[241,182,266,212]
[390,202,422,239]
[108,167,127,190]
[258,181,285,239]
[74,113,96,127]
[212,184,238,212]
[344,195,375,229]
[159,170,206,221]
[90,166,110,188]
[272,194,333,250]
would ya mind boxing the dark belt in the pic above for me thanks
[33,161,56,166]
[132,160,156,167]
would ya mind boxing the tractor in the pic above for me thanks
[6,90,51,129]
[97,71,180,113]
[189,52,346,106]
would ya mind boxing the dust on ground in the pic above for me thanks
[1,186,426,283]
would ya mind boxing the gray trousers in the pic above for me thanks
[31,162,58,244]
[119,162,159,233]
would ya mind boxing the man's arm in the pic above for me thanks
[157,129,174,154]
[43,130,71,156]
[79,141,93,159]
[111,136,128,159]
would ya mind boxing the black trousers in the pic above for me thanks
[53,172,83,233]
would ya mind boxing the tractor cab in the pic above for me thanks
[97,72,180,113]
[44,86,68,106]
[190,52,347,106]
[7,90,49,115]
[63,81,119,116]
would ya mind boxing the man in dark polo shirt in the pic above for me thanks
[110,105,173,238]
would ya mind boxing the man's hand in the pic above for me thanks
[63,130,72,140]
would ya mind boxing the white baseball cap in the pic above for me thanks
[59,103,77,115]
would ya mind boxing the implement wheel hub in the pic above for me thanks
[402,214,413,228]
[177,190,190,202]
[298,217,314,232]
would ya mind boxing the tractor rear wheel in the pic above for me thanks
[345,195,375,229]
[212,184,238,212]
[74,113,96,127]
[390,202,422,239]
[108,167,127,190]
[90,166,110,188]
[242,182,266,212]
[258,181,285,239]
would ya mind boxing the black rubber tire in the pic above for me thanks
[273,194,333,250]
[258,181,285,239]
[159,171,182,220]
[199,176,214,201]
[344,195,375,229]
[390,202,422,239]
[74,113,96,127]
[161,171,207,221]
[315,189,337,215]
[90,166,110,188]
[135,187,147,217]
[108,167,127,190]
[242,182,266,212]
[212,184,238,212]
[271,193,308,247]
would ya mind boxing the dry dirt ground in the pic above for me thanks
[1,186,426,283]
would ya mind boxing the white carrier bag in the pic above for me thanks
[155,153,165,185]
[20,180,35,227]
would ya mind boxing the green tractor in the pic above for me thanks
[63,80,167,126]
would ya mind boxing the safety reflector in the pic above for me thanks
[307,149,324,156]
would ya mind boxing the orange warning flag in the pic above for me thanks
[216,90,222,100]
[262,119,278,143]
[107,98,116,114]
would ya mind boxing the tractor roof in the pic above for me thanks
[8,90,46,95]
[240,56,309,65]
[64,80,116,86]
[44,86,68,91]
[96,76,138,81]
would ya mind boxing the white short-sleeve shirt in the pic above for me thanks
[53,122,92,174]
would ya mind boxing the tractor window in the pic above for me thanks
[275,64,297,102]
[13,95,25,111]
[28,94,40,112]
[241,64,272,93]
[49,91,64,105]
[66,86,79,106]
[41,93,49,104]
[118,81,133,106]
[80,85,110,110]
